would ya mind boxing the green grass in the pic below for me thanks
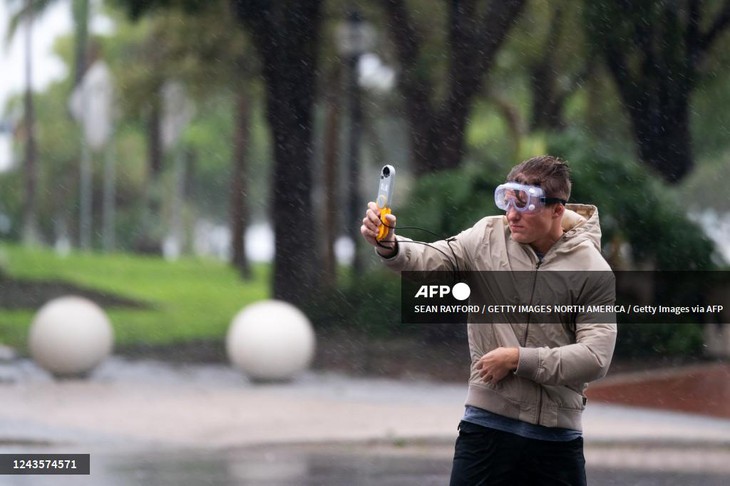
[0,243,270,351]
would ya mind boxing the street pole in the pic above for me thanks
[79,137,93,250]
[337,9,375,273]
[102,135,116,252]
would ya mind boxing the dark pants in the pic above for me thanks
[449,421,587,486]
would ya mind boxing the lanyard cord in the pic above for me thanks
[374,222,462,282]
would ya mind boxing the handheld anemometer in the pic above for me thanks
[376,165,396,241]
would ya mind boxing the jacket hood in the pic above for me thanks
[500,203,604,255]
[560,203,603,253]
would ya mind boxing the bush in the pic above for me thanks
[322,133,717,356]
[549,129,717,271]
[304,268,403,338]
[548,129,717,356]
[615,323,704,358]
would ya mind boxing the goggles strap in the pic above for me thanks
[542,197,567,205]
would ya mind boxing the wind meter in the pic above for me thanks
[376,165,396,241]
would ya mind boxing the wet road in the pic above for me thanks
[3,357,730,485]
[2,442,730,485]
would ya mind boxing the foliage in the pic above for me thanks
[550,129,717,271]
[0,243,269,349]
[583,0,730,183]
[1,0,273,255]
[0,77,104,244]
[4,0,730,341]
[366,132,717,355]
[550,129,716,357]
[375,0,528,174]
[396,162,503,240]
[304,268,403,338]
[4,0,55,42]
[387,128,717,271]
[615,323,704,358]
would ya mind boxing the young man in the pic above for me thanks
[360,155,617,485]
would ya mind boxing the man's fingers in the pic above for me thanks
[365,204,382,227]
[361,201,397,250]
[384,213,397,229]
[360,224,374,240]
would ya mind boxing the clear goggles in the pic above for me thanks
[494,182,566,213]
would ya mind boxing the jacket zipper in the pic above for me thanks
[528,256,544,424]
[523,256,542,345]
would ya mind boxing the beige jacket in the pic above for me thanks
[380,204,617,431]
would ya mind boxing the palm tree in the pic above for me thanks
[5,0,47,244]
[6,0,91,246]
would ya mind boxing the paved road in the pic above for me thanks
[2,357,730,485]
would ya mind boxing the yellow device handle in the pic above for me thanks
[377,207,392,241]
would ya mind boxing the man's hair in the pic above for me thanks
[506,155,571,202]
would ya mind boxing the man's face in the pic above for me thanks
[499,175,566,253]
[506,203,558,251]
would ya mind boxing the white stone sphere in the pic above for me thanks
[226,300,316,381]
[28,296,114,377]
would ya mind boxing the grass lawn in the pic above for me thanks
[0,243,270,351]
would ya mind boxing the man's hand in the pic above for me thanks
[360,201,397,257]
[475,347,519,384]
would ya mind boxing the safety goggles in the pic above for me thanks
[494,182,567,213]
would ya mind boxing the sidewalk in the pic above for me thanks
[2,356,730,450]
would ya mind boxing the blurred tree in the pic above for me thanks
[378,0,527,175]
[319,62,342,288]
[518,1,593,133]
[550,129,717,271]
[71,0,89,85]
[584,0,730,183]
[5,0,43,244]
[527,5,568,131]
[110,16,169,252]
[230,0,323,305]
[110,1,260,274]
[148,2,258,277]
[7,0,102,249]
[229,57,256,280]
[117,0,322,305]
[0,82,81,245]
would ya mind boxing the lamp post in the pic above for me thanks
[336,9,375,273]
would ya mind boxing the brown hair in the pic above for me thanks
[506,155,571,202]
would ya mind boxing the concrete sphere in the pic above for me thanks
[226,300,316,382]
[29,296,114,377]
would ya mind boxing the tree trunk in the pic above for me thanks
[528,6,567,132]
[134,95,164,254]
[230,88,252,279]
[602,46,695,183]
[232,0,323,307]
[624,85,693,183]
[321,65,342,287]
[529,63,563,131]
[584,1,730,183]
[72,0,90,86]
[344,53,364,274]
[382,0,527,176]
[148,97,163,179]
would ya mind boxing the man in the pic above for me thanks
[360,155,617,485]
